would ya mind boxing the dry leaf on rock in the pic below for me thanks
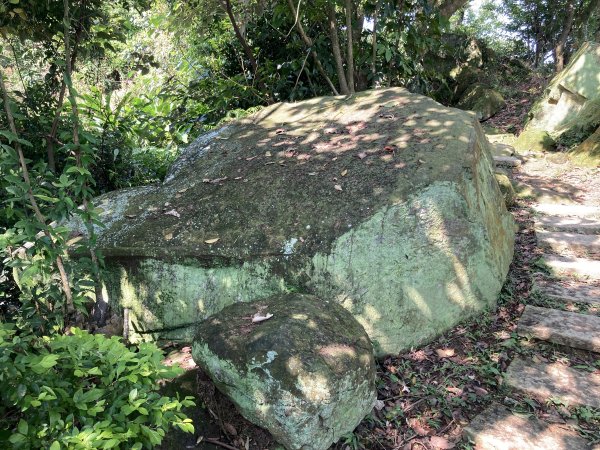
[252,313,273,323]
[334,184,343,191]
[205,238,219,244]
[341,169,348,177]
[357,152,367,159]
[164,209,181,218]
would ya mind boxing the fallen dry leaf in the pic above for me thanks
[164,232,173,241]
[473,386,489,396]
[164,209,181,218]
[436,348,455,358]
[265,151,272,157]
[429,436,455,449]
[205,238,219,244]
[223,422,237,436]
[245,156,258,161]
[203,177,228,184]
[252,313,273,323]
[341,169,348,177]
[357,152,367,159]
[334,184,343,191]
[446,386,463,396]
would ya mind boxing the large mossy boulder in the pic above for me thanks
[457,84,506,120]
[74,87,515,356]
[523,42,600,143]
[192,293,377,450]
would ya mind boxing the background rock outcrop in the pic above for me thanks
[517,41,600,161]
[73,87,515,356]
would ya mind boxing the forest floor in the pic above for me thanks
[157,77,600,450]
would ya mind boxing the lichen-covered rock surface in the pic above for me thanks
[523,42,600,141]
[457,83,505,120]
[191,293,377,450]
[76,87,515,355]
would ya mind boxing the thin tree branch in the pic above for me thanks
[64,0,108,324]
[287,0,339,95]
[0,69,75,314]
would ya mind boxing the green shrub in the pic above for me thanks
[0,325,195,449]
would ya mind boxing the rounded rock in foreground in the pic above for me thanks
[192,293,377,450]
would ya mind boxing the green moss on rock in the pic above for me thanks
[494,172,516,207]
[571,126,600,167]
[514,129,556,153]
[72,87,515,355]
[524,42,600,140]
[192,293,377,450]
[457,84,506,120]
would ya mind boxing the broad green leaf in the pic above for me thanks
[17,419,28,435]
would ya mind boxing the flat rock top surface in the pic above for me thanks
[90,88,481,260]
[193,293,374,393]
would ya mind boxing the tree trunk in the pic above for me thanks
[64,0,108,324]
[287,0,340,95]
[222,0,271,101]
[327,5,350,95]
[344,0,355,93]
[554,1,576,72]
[371,1,379,86]
[223,0,258,75]
[437,0,469,18]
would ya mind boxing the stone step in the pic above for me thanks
[505,357,600,408]
[543,254,600,281]
[537,230,600,257]
[486,132,517,146]
[491,142,516,157]
[518,305,600,353]
[535,280,600,305]
[494,156,522,168]
[535,215,600,234]
[464,403,593,450]
[533,203,600,218]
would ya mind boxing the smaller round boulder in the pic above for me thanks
[192,293,377,450]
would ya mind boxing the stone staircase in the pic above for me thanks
[464,154,600,449]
